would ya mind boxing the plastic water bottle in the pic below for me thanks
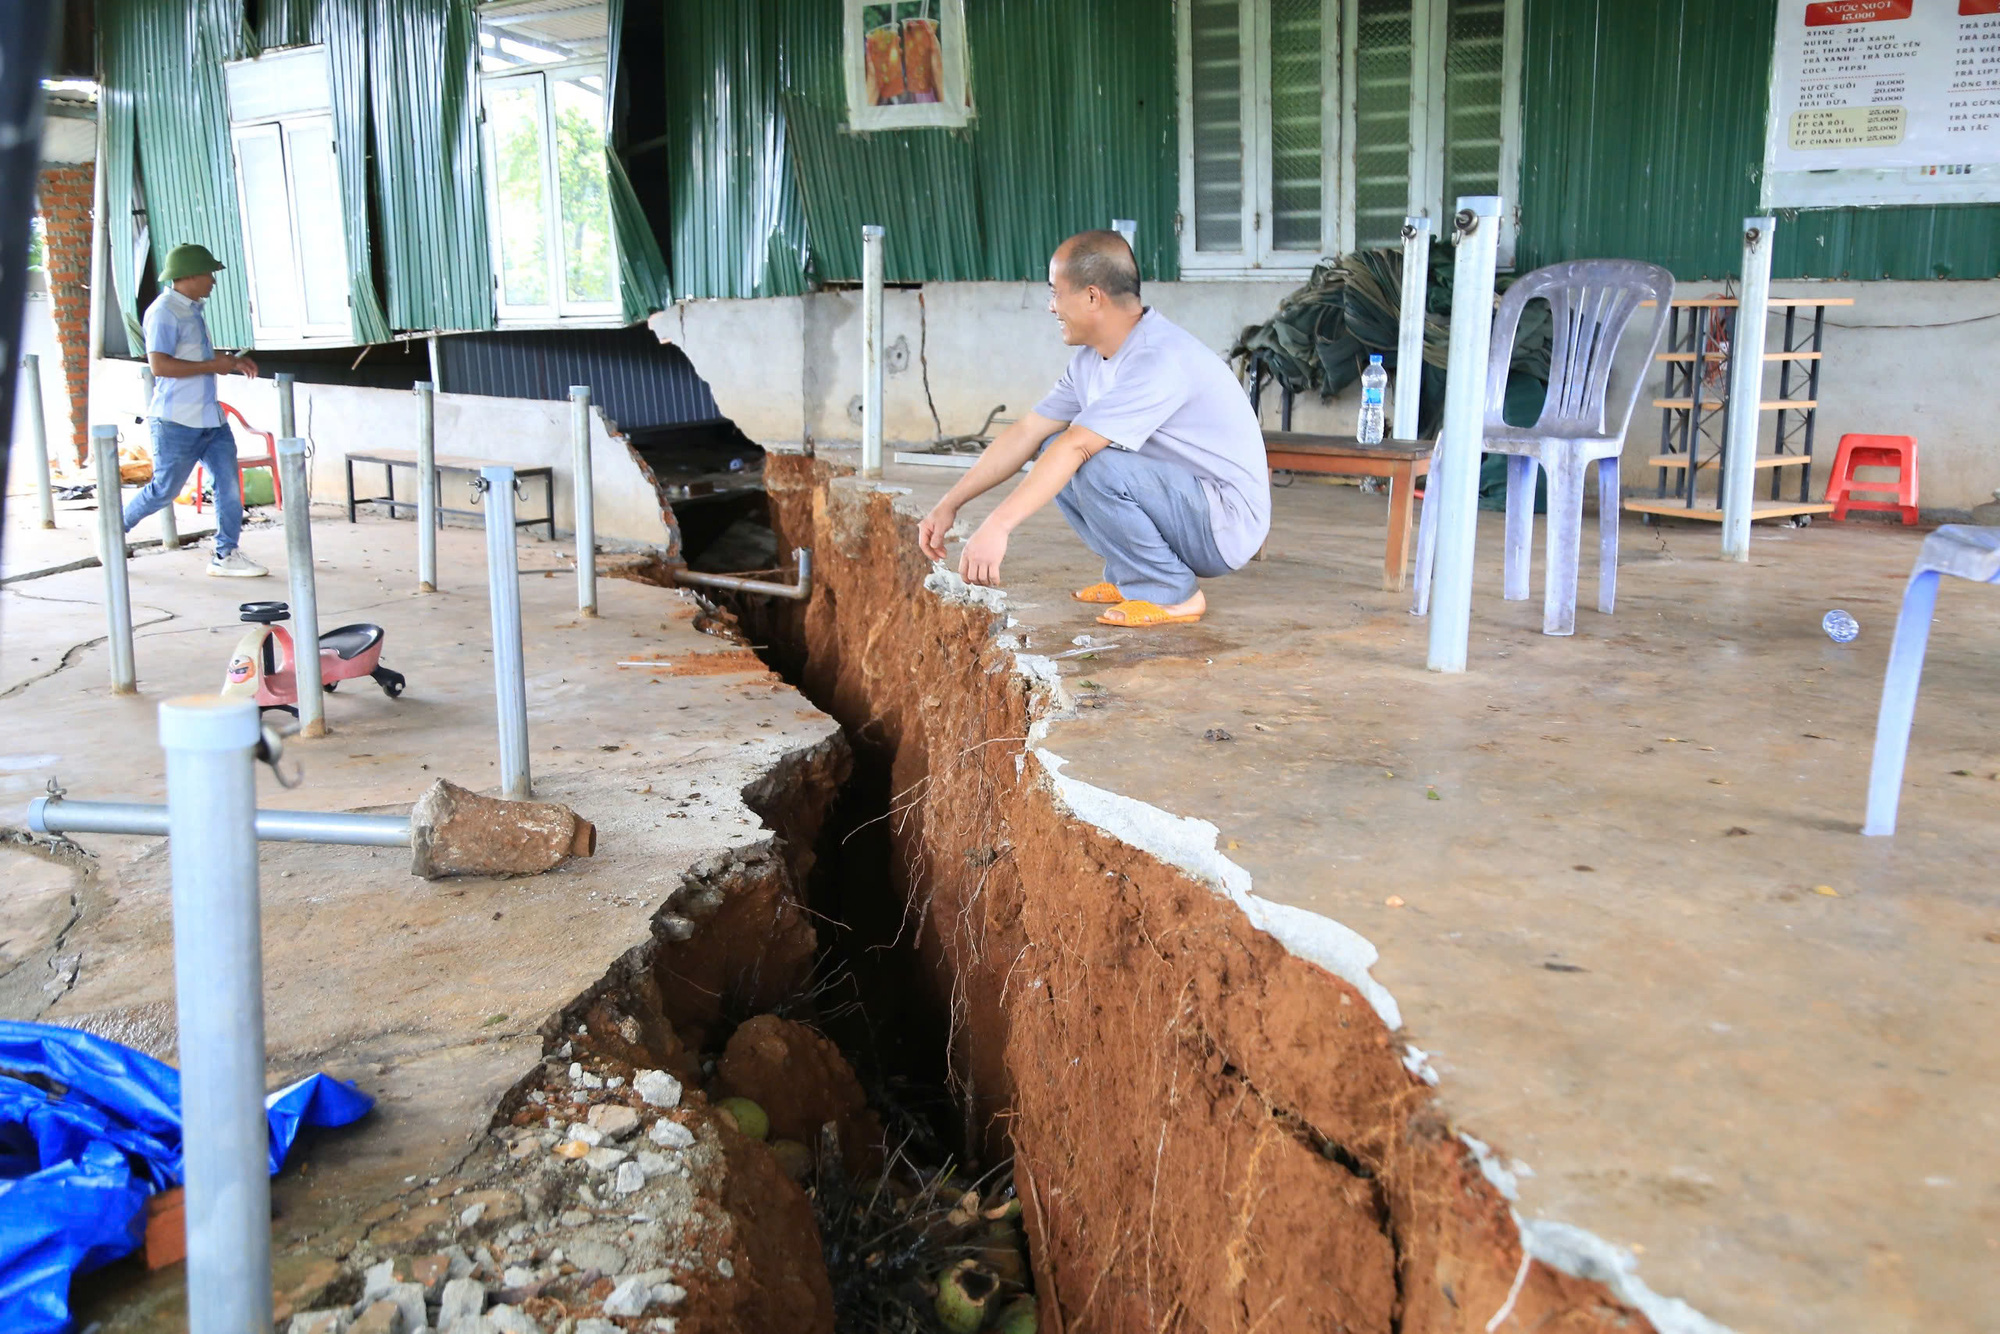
[1823,609,1859,643]
[1358,355,1387,445]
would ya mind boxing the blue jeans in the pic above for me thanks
[123,420,241,557]
[1053,446,1231,605]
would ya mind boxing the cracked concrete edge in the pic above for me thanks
[893,545,1738,1334]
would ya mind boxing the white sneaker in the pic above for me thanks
[207,550,269,578]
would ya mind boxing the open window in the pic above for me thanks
[223,46,353,344]
[478,0,619,324]
[1177,0,1521,277]
[845,0,972,131]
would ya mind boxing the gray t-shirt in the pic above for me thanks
[1034,309,1270,567]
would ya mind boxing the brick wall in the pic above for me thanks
[37,164,95,465]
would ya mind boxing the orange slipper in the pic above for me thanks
[1096,599,1203,628]
[1072,581,1124,604]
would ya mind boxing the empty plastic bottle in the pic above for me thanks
[1823,609,1860,643]
[1358,355,1387,445]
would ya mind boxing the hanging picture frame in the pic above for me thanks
[845,0,972,130]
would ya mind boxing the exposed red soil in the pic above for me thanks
[741,453,1659,1334]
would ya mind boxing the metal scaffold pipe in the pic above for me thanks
[158,696,273,1333]
[141,368,178,550]
[1394,216,1433,444]
[30,795,411,846]
[571,384,597,617]
[1720,217,1777,562]
[415,381,438,592]
[481,466,532,799]
[276,371,296,438]
[861,224,885,478]
[277,437,325,735]
[1425,197,1504,675]
[22,353,55,527]
[92,424,137,694]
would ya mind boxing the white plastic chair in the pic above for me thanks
[1862,525,2000,835]
[1413,259,1674,634]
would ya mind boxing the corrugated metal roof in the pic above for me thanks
[1516,0,2000,280]
[370,0,495,331]
[437,326,720,429]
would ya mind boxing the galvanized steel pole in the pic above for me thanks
[1720,216,1777,562]
[32,795,410,846]
[22,353,55,527]
[92,424,138,693]
[159,696,272,1334]
[415,381,438,592]
[1425,197,1504,675]
[1394,216,1433,443]
[277,438,324,736]
[570,384,597,617]
[141,368,178,550]
[482,466,532,799]
[861,224,885,478]
[275,371,296,438]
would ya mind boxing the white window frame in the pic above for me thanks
[477,63,622,326]
[223,46,352,346]
[1178,0,1523,278]
[844,0,973,132]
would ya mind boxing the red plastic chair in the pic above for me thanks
[1826,433,1918,525]
[194,402,281,513]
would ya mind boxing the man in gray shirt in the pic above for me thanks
[917,231,1269,626]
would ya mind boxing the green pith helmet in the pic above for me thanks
[161,243,225,282]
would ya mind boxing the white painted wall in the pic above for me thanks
[87,358,672,549]
[665,275,2000,512]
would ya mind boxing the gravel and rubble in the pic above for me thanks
[296,1008,833,1334]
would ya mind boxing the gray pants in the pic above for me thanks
[1053,446,1231,605]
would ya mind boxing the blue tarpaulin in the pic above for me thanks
[0,1021,373,1333]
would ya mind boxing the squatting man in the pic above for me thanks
[917,231,1270,627]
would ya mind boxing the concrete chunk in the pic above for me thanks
[647,1119,694,1149]
[409,779,596,879]
[437,1276,487,1330]
[632,1070,681,1108]
[289,1311,352,1334]
[350,1301,401,1334]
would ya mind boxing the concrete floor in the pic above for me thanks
[869,454,2000,1334]
[0,491,838,1322]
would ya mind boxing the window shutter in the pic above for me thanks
[284,120,351,334]
[1267,0,1325,253]
[234,126,301,335]
[1352,0,1413,250]
[1444,0,1505,206]
[1188,0,1245,254]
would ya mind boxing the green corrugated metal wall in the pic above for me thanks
[369,0,493,331]
[660,0,1179,299]
[98,0,495,341]
[660,0,812,299]
[606,0,678,316]
[1515,0,2000,280]
[100,0,255,346]
[247,0,394,343]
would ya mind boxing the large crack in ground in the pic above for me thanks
[706,450,1680,1334]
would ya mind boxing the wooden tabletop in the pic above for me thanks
[1263,431,1433,460]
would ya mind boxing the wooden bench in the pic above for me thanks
[344,449,557,540]
[1263,431,1433,592]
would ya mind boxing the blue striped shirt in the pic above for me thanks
[142,288,223,429]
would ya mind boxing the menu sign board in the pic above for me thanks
[1770,0,2000,171]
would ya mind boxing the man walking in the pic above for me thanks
[120,242,268,577]
[916,231,1267,627]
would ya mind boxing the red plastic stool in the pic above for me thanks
[1826,433,1918,525]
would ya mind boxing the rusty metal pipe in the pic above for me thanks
[672,547,813,602]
